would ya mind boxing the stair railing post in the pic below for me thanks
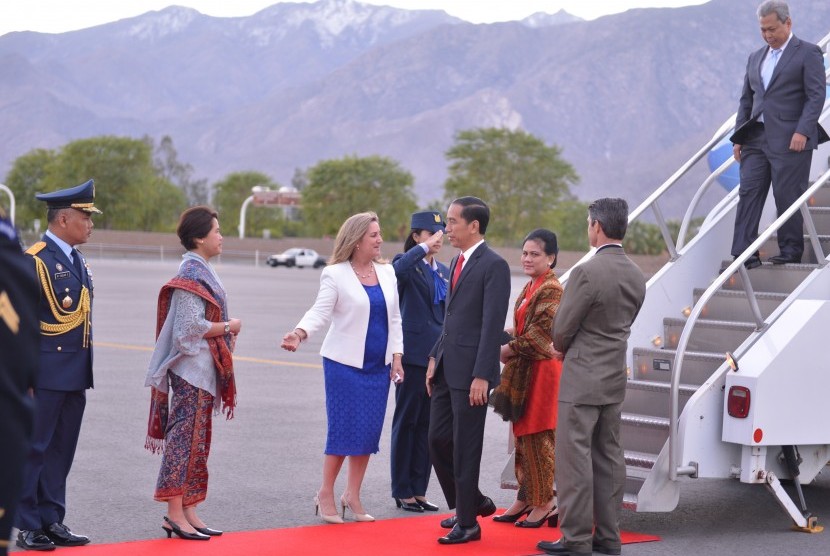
[677,157,735,250]
[800,204,827,267]
[736,265,766,329]
[652,202,678,260]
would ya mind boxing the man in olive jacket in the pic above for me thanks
[538,198,646,556]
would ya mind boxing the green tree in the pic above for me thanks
[53,136,185,231]
[213,172,283,238]
[148,135,209,205]
[443,128,579,244]
[302,155,417,239]
[4,148,58,229]
[623,217,704,255]
[547,199,590,252]
[6,136,186,231]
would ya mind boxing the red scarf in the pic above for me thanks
[145,277,236,453]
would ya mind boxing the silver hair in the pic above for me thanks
[757,0,790,23]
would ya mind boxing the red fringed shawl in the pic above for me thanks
[145,276,236,453]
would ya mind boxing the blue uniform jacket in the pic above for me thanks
[392,246,449,368]
[28,235,94,391]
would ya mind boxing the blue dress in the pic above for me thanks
[323,284,391,455]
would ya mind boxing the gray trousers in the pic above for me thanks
[731,122,813,260]
[555,401,625,553]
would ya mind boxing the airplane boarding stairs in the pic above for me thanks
[621,168,830,530]
[616,34,830,530]
[499,32,830,530]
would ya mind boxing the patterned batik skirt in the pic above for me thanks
[154,371,214,507]
[515,429,556,506]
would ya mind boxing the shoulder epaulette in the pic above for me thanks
[25,241,46,256]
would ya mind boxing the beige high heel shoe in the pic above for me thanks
[314,492,344,524]
[340,495,375,522]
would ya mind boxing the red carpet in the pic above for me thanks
[70,512,659,555]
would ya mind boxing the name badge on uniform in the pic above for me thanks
[54,271,71,280]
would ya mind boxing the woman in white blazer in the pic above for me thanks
[281,212,404,525]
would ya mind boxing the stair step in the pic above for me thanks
[621,413,669,455]
[806,184,830,207]
[722,262,816,294]
[807,206,830,235]
[625,450,658,470]
[624,380,697,418]
[760,235,830,264]
[623,476,645,511]
[663,317,755,352]
[693,288,787,321]
[632,347,724,385]
[622,492,639,511]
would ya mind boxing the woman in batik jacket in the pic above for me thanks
[490,228,563,529]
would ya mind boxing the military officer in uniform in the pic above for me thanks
[15,180,100,551]
[0,208,39,556]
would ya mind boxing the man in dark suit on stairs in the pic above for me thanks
[729,0,828,268]
[426,196,511,545]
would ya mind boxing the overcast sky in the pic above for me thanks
[0,1,709,36]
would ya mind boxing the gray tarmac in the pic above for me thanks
[12,258,829,555]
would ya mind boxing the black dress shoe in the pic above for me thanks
[440,496,496,528]
[395,498,424,512]
[536,539,592,556]
[592,541,622,555]
[478,496,496,518]
[437,523,481,544]
[744,256,762,270]
[440,515,458,529]
[44,522,90,547]
[768,254,801,265]
[415,498,439,511]
[16,529,56,551]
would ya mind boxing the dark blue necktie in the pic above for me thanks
[71,248,83,277]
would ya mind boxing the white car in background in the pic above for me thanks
[266,248,326,268]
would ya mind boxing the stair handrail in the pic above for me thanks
[676,155,737,250]
[558,121,734,285]
[669,165,830,481]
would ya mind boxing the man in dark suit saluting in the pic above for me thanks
[729,0,828,268]
[15,180,100,551]
[538,198,646,556]
[426,196,511,545]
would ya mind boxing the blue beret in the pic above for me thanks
[36,179,102,214]
[411,210,445,232]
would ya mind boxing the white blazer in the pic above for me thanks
[296,261,404,368]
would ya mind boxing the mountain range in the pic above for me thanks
[1,0,829,215]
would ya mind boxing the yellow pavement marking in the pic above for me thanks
[95,341,322,369]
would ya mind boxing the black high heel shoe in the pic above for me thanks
[395,498,424,512]
[515,507,558,528]
[493,505,531,523]
[193,526,223,536]
[162,516,210,540]
[415,498,439,512]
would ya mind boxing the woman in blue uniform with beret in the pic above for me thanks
[390,211,449,512]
